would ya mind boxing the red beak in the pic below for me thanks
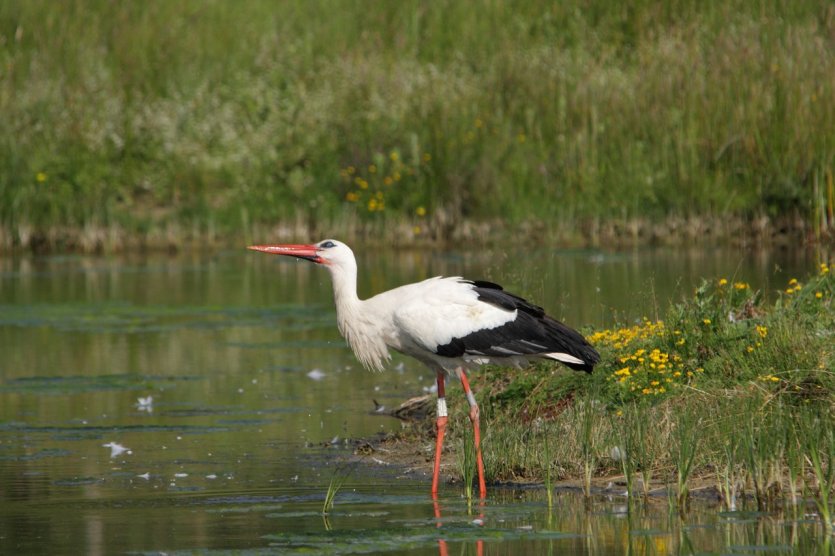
[247,244,324,264]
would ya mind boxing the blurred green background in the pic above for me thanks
[1,0,833,250]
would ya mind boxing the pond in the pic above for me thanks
[0,244,829,554]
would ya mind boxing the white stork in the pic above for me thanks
[249,239,599,498]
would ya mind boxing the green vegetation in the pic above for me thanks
[322,464,353,515]
[1,1,834,250]
[436,263,835,522]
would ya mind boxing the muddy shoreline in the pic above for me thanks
[2,212,830,254]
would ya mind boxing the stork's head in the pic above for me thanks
[248,239,356,270]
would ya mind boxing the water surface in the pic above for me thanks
[0,245,826,554]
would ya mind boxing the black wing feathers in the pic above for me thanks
[434,280,600,372]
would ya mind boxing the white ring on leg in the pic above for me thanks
[437,397,448,418]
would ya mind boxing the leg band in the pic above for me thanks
[437,397,448,418]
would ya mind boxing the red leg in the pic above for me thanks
[432,497,449,556]
[431,371,448,496]
[459,370,487,499]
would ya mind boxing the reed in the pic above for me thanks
[610,406,639,501]
[322,465,353,515]
[459,424,476,501]
[543,427,554,510]
[671,407,699,511]
[575,394,603,500]
[710,405,746,512]
[739,400,783,511]
[628,403,659,499]
[784,420,805,509]
[801,410,835,534]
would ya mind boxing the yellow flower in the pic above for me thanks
[36,172,47,182]
[788,278,798,286]
[734,282,749,290]
[383,176,393,186]
[345,191,359,202]
[755,325,768,338]
[415,206,426,217]
[368,164,377,174]
[703,318,711,325]
[390,151,399,162]
[718,278,728,286]
[821,263,830,275]
[347,166,356,175]
[816,291,823,299]
[746,346,755,353]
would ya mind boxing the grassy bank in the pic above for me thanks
[1,1,834,251]
[430,263,835,515]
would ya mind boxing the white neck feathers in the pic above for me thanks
[326,260,390,372]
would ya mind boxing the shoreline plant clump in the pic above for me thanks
[436,262,834,521]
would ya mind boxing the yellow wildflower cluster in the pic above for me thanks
[742,324,768,354]
[610,347,690,397]
[821,263,830,275]
[339,149,431,215]
[758,374,781,383]
[591,320,698,399]
[587,319,666,351]
[718,278,749,290]
[785,278,802,295]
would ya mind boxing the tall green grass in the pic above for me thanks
[1,1,833,250]
[470,263,835,525]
